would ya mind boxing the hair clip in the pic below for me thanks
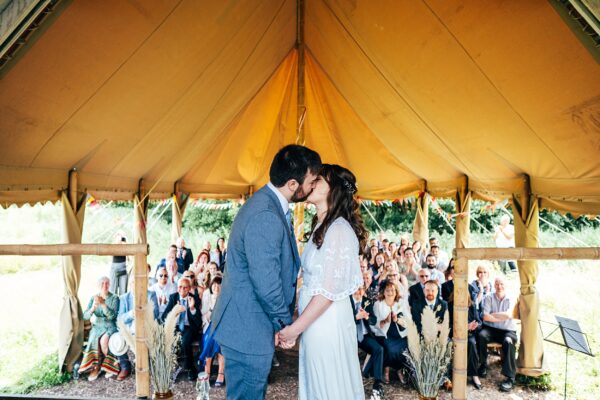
[343,179,357,194]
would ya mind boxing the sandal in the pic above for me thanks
[214,372,225,387]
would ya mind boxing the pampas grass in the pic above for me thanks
[405,307,453,398]
[144,302,181,394]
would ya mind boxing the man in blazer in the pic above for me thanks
[210,144,321,400]
[411,280,448,335]
[161,277,202,380]
[408,268,431,309]
[350,289,384,398]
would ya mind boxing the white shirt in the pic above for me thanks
[267,182,290,215]
[495,224,515,248]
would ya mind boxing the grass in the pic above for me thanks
[0,203,599,398]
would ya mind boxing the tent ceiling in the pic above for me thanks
[0,0,599,213]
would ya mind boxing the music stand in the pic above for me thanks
[539,316,594,399]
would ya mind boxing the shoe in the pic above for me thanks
[87,367,100,381]
[370,387,384,400]
[187,370,197,381]
[471,376,482,390]
[499,378,515,392]
[117,369,130,381]
[105,372,115,379]
[214,372,225,387]
[478,366,487,378]
[272,354,280,367]
[443,378,453,391]
[397,369,407,385]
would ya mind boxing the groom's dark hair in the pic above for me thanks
[270,144,321,187]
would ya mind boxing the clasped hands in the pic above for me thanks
[276,325,299,349]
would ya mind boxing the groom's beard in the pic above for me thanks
[291,185,311,202]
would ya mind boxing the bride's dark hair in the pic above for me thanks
[307,164,367,251]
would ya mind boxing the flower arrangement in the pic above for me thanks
[404,306,452,399]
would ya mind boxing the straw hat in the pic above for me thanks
[108,332,129,356]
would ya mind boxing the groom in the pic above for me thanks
[211,144,321,399]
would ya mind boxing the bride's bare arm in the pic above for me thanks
[279,295,333,344]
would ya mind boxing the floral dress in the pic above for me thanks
[78,292,120,375]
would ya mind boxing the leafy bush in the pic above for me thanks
[516,373,554,391]
[0,352,71,394]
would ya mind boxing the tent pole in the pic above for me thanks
[134,179,150,399]
[296,0,306,144]
[452,175,470,400]
[412,180,429,246]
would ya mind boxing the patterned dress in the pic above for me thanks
[78,293,120,375]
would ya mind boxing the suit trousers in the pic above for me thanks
[359,335,384,383]
[180,326,200,372]
[478,326,517,379]
[467,334,479,377]
[221,344,273,400]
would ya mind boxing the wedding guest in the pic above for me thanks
[410,280,448,335]
[78,276,120,381]
[109,234,129,296]
[161,277,203,381]
[372,280,410,385]
[199,276,225,386]
[423,254,445,284]
[399,247,419,286]
[193,250,211,282]
[477,276,518,392]
[150,266,176,315]
[157,245,178,269]
[351,287,384,398]
[372,253,386,288]
[367,245,379,272]
[472,264,493,321]
[428,237,449,264]
[175,237,194,274]
[166,257,182,287]
[382,260,408,293]
[412,240,427,266]
[493,215,517,273]
[430,245,448,272]
[216,237,227,271]
[117,275,159,381]
[363,269,378,302]
[408,268,430,308]
[388,242,398,262]
[183,270,201,299]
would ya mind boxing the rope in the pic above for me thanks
[360,201,384,233]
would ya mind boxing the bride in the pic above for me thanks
[279,164,367,400]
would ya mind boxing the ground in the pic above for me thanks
[34,349,560,400]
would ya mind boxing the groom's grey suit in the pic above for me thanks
[211,184,300,399]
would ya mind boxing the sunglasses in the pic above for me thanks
[178,285,190,289]
[158,274,167,278]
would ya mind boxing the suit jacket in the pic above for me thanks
[176,246,194,274]
[411,297,448,334]
[408,282,425,309]
[350,295,377,340]
[118,291,160,333]
[210,185,301,355]
[161,292,202,333]
[441,280,478,337]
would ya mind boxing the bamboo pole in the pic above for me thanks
[452,176,469,400]
[296,0,306,145]
[454,247,600,260]
[0,243,148,256]
[134,182,150,399]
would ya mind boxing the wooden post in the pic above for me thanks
[521,174,531,221]
[452,176,470,400]
[0,243,148,256]
[134,180,150,399]
[296,0,306,144]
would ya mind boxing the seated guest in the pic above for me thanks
[161,277,203,381]
[150,266,176,315]
[193,250,211,282]
[351,287,384,398]
[166,257,182,286]
[117,275,159,381]
[371,253,386,290]
[410,280,448,335]
[362,269,378,302]
[372,280,410,385]
[183,270,201,299]
[430,245,448,272]
[429,237,449,267]
[176,237,194,274]
[199,276,225,386]
[408,268,430,309]
[110,234,129,296]
[147,263,157,288]
[388,242,398,262]
[472,264,493,321]
[477,276,518,392]
[359,256,369,274]
[367,245,379,272]
[399,247,419,286]
[422,254,445,284]
[412,240,427,266]
[78,276,120,381]
[157,245,178,269]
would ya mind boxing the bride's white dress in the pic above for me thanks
[298,217,365,400]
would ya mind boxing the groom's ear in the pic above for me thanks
[286,179,299,192]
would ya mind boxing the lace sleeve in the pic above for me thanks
[304,219,363,301]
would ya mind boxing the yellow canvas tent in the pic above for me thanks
[1,0,599,398]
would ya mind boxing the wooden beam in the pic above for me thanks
[0,243,148,256]
[521,174,531,221]
[453,247,600,260]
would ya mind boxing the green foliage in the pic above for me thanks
[182,201,240,237]
[0,352,71,394]
[516,373,554,391]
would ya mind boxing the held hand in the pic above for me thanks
[274,332,280,347]
[279,325,299,348]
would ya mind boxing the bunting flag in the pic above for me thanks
[188,199,239,210]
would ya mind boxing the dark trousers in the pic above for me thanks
[359,335,384,383]
[478,326,517,379]
[467,334,479,377]
[118,353,131,371]
[180,327,200,372]
[221,344,273,400]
